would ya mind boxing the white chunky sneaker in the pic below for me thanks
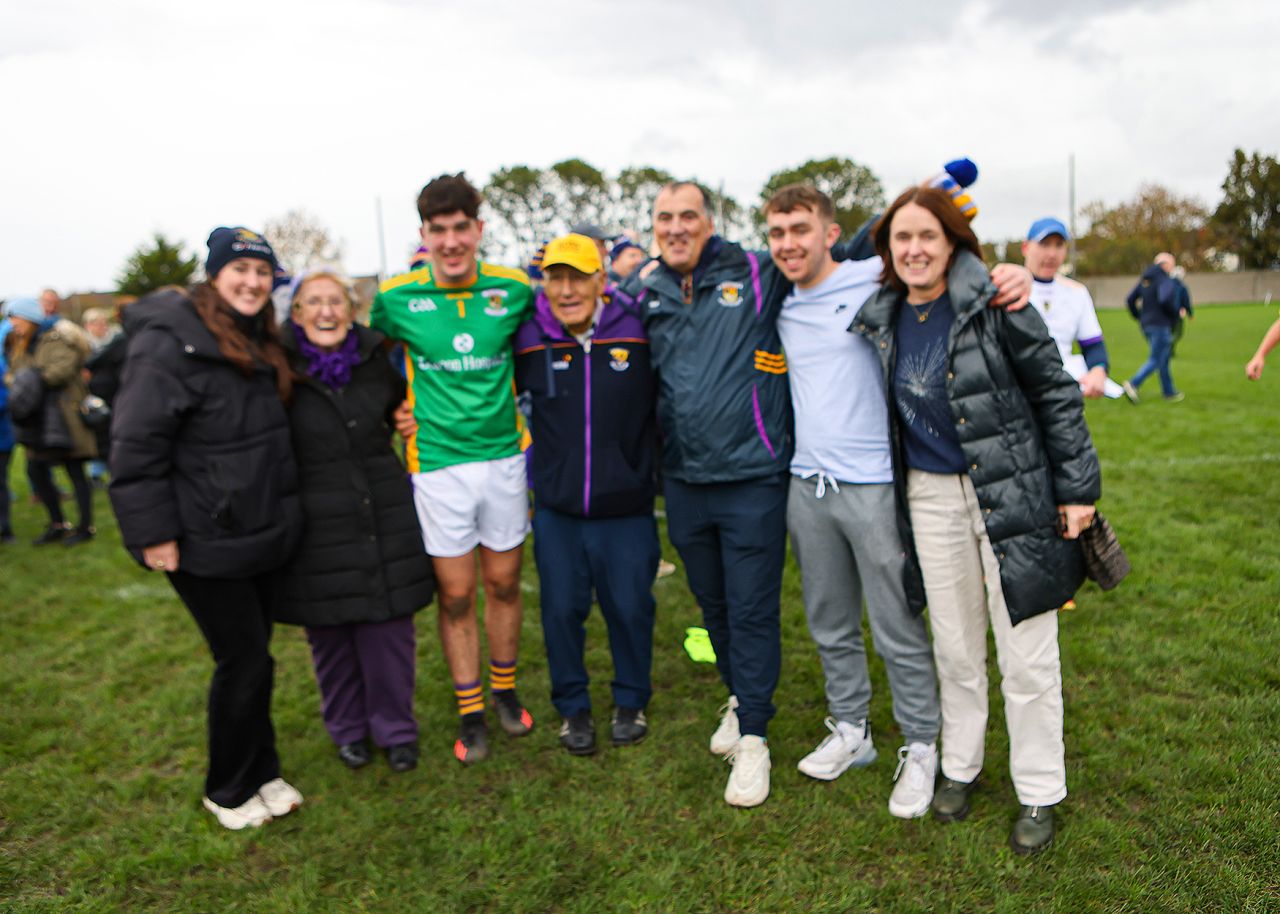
[203,794,272,830]
[724,735,771,808]
[709,695,740,756]
[797,717,877,781]
[256,778,303,818]
[888,742,937,819]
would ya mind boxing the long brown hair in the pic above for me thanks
[872,186,985,295]
[189,282,293,403]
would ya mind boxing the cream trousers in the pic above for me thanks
[907,470,1067,806]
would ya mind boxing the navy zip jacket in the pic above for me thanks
[513,290,657,518]
[1125,264,1179,329]
[617,237,793,484]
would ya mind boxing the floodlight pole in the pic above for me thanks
[375,196,388,280]
[1068,154,1078,272]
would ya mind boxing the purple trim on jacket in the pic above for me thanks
[751,384,777,458]
[747,252,763,316]
[513,288,656,519]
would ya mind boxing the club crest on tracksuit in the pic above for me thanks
[717,282,743,307]
[609,347,631,371]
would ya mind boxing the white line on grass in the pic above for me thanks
[1101,452,1280,470]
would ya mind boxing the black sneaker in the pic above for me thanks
[1010,804,1056,855]
[386,741,419,773]
[337,740,371,769]
[63,526,96,547]
[454,712,490,765]
[611,707,648,747]
[493,689,534,737]
[932,776,978,822]
[559,710,596,756]
[33,524,69,546]
[0,529,15,545]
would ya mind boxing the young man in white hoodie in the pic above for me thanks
[766,184,941,818]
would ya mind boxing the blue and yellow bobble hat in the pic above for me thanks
[205,226,278,279]
[929,158,979,220]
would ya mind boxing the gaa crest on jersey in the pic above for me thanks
[717,282,743,307]
[483,289,509,316]
[452,333,475,354]
[407,297,437,313]
[609,347,631,372]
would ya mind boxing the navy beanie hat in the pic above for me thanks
[206,227,278,278]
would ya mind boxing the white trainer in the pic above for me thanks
[202,794,272,830]
[256,778,303,818]
[797,717,877,781]
[888,742,937,819]
[724,735,771,808]
[709,695,740,756]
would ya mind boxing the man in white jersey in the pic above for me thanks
[1023,218,1121,399]
[765,184,941,819]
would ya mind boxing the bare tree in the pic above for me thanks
[262,208,344,276]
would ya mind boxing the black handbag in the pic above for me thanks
[7,366,44,423]
[1080,513,1130,591]
[80,394,112,429]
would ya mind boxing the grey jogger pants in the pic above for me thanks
[786,475,940,744]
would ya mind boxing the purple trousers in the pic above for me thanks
[305,616,418,748]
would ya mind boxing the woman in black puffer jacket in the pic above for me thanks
[853,187,1101,856]
[109,228,304,832]
[278,268,434,774]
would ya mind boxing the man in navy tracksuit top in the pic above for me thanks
[513,234,658,757]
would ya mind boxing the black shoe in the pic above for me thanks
[0,529,15,545]
[932,776,978,822]
[493,689,534,737]
[63,526,96,547]
[386,742,419,773]
[33,525,69,546]
[454,712,490,765]
[1010,804,1056,855]
[610,707,648,747]
[337,740,371,769]
[559,710,596,756]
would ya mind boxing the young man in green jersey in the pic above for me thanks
[370,173,535,765]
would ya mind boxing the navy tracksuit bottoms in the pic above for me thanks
[664,474,788,738]
[531,507,660,717]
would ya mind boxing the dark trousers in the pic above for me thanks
[0,449,11,533]
[27,456,92,530]
[664,474,788,738]
[168,570,281,808]
[305,616,418,748]
[531,508,659,717]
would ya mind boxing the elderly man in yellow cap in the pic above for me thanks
[513,234,660,756]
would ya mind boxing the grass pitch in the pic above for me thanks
[1,303,1278,913]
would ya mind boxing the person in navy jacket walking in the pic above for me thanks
[513,234,659,756]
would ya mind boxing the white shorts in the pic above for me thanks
[411,454,530,558]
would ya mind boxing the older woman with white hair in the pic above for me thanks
[277,268,435,773]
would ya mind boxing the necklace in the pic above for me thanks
[908,299,939,323]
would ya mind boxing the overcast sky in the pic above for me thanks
[3,0,1277,298]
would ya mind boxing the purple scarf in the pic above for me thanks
[292,322,360,389]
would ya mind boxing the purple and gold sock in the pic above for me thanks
[489,658,517,694]
[455,680,484,717]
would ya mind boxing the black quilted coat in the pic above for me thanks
[275,322,434,627]
[852,250,1102,625]
[109,290,302,577]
